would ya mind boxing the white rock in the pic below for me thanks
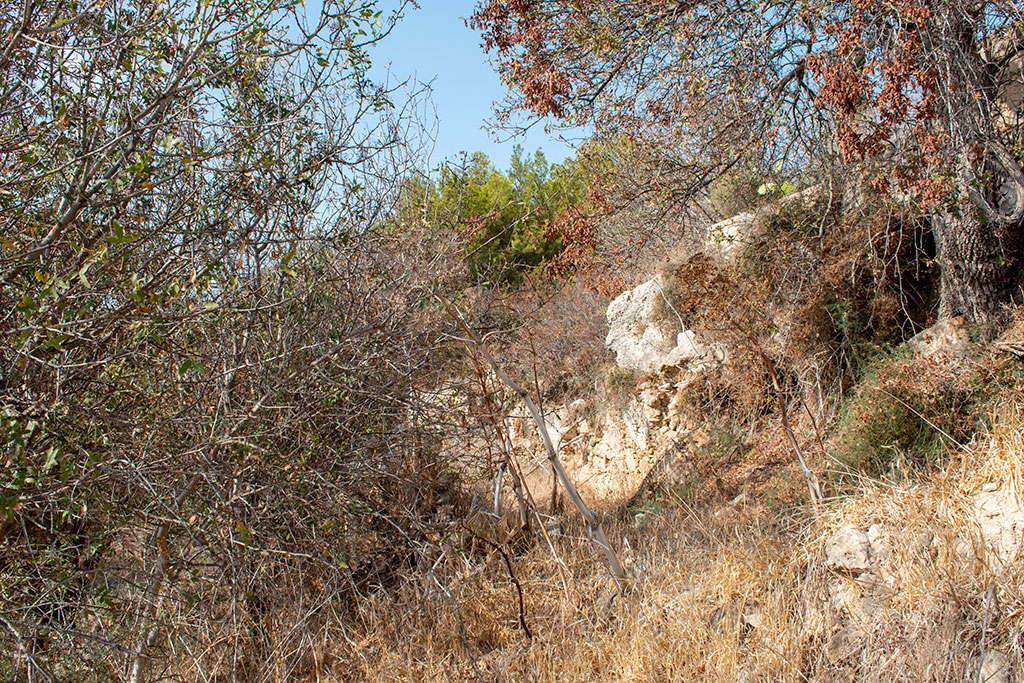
[825,526,873,573]
[972,486,1024,571]
[705,212,757,262]
[605,276,721,373]
[908,316,969,357]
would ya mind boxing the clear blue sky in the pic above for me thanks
[370,2,584,169]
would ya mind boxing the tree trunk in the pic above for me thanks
[933,208,1016,325]
[925,3,1024,326]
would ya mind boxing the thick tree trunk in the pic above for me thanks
[933,209,1016,325]
[924,3,1024,326]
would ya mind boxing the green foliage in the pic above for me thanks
[393,146,584,287]
[833,352,979,476]
[710,166,788,217]
[0,0,455,676]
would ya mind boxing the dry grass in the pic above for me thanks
[330,403,1024,682]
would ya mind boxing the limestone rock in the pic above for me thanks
[825,526,873,574]
[705,212,756,262]
[908,316,969,357]
[972,485,1024,571]
[605,275,720,373]
[605,276,674,372]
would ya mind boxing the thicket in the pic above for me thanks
[0,0,466,678]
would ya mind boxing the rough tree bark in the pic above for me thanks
[933,210,1020,324]
[929,4,1024,325]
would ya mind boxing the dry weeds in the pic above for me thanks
[335,404,1024,682]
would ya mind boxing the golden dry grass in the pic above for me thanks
[326,403,1024,682]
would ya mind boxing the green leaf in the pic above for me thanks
[16,294,39,313]
[178,360,205,376]
[42,447,58,474]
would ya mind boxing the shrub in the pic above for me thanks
[833,353,979,476]
[710,166,789,217]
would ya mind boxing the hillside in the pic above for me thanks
[339,191,1024,683]
[4,1,1024,681]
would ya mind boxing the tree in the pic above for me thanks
[470,0,1024,325]
[393,147,583,287]
[0,0,452,677]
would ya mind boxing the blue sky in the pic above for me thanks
[370,2,584,169]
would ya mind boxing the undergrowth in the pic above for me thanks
[335,404,1024,682]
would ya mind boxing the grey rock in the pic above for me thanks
[973,648,1012,683]
[908,316,969,357]
[705,213,757,262]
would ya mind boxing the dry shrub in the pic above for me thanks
[739,184,936,406]
[830,350,1016,478]
[655,254,772,420]
[332,404,1024,682]
[500,278,615,402]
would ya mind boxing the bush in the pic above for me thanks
[833,353,980,476]
[710,166,789,217]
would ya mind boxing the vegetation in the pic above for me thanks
[833,352,980,475]
[3,0,1024,680]
[393,147,585,288]
[471,0,1024,324]
[338,409,1024,682]
[0,0,455,677]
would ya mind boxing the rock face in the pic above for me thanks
[605,275,721,373]
[705,212,756,262]
[507,393,664,510]
[908,316,969,357]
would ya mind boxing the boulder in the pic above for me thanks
[705,212,756,262]
[605,275,720,373]
[908,317,969,357]
[825,526,873,574]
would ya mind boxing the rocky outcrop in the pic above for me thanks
[705,212,756,263]
[605,275,722,373]
[506,375,710,510]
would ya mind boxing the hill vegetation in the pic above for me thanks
[3,0,1024,681]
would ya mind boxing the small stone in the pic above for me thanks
[972,648,1011,683]
[908,316,969,357]
[741,603,763,629]
[983,482,1000,492]
[825,526,872,573]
